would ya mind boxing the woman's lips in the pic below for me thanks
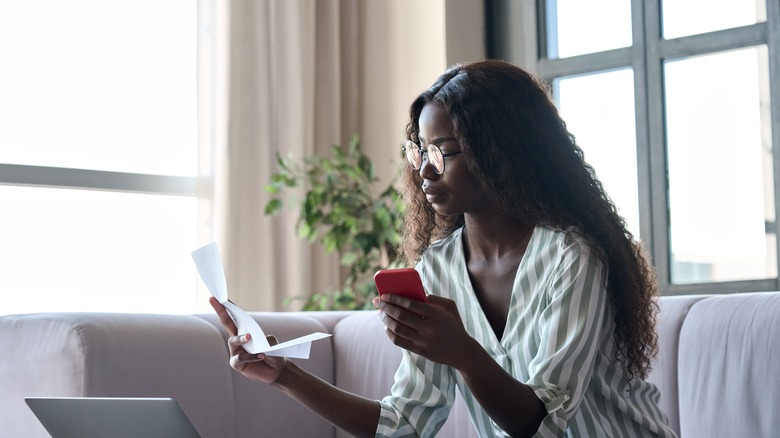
[422,186,444,203]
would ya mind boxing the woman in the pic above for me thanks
[211,60,676,437]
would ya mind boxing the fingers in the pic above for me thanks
[378,292,423,310]
[381,313,418,338]
[209,297,238,336]
[208,296,223,312]
[227,332,265,371]
[378,302,427,347]
[229,350,264,372]
[379,294,430,324]
[230,353,247,371]
[423,294,445,305]
[227,332,251,350]
[424,294,456,310]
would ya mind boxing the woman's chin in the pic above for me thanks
[430,203,458,217]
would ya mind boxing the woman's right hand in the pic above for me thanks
[211,299,381,437]
[209,296,288,385]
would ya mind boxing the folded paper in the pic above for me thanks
[191,242,331,359]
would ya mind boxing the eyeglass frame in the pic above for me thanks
[402,138,463,175]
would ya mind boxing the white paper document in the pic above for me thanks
[191,242,331,359]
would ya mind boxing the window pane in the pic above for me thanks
[662,0,766,39]
[665,46,775,284]
[544,0,632,58]
[555,69,640,238]
[0,0,197,176]
[0,187,198,315]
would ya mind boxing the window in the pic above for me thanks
[0,0,207,314]
[488,0,779,294]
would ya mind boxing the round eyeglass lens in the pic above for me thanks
[427,145,444,174]
[405,140,422,169]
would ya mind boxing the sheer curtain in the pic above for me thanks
[209,0,359,311]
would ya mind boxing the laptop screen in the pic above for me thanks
[25,397,202,438]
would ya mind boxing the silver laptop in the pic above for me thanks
[25,397,202,438]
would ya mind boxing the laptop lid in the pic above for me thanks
[25,397,202,438]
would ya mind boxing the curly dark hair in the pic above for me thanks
[398,59,659,380]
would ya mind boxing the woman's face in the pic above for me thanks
[417,104,490,217]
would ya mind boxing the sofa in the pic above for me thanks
[2,291,779,437]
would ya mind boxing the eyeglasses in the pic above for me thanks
[403,140,463,175]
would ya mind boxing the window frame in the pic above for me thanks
[0,0,212,315]
[0,164,196,196]
[487,0,780,295]
[0,0,206,197]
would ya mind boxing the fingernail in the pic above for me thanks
[239,334,248,343]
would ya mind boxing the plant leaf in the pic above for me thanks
[264,199,282,215]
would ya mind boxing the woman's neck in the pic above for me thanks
[462,213,536,261]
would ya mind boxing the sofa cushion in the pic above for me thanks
[332,311,477,438]
[677,292,780,437]
[332,311,401,400]
[197,312,338,438]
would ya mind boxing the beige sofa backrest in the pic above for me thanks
[3,292,780,437]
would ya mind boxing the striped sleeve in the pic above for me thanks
[375,350,456,437]
[524,234,609,437]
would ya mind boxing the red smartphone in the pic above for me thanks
[374,268,427,302]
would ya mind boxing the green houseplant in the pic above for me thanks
[264,135,404,310]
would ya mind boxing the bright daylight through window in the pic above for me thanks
[531,0,776,293]
[0,0,200,315]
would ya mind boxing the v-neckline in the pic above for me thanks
[456,226,536,348]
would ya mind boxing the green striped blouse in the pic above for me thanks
[376,226,677,437]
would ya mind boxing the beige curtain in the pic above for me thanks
[199,0,482,312]
[213,0,359,311]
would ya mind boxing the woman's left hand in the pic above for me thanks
[372,294,477,369]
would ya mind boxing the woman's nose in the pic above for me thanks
[418,154,439,179]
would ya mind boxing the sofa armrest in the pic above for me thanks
[0,313,235,438]
[676,292,780,438]
[647,294,711,436]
